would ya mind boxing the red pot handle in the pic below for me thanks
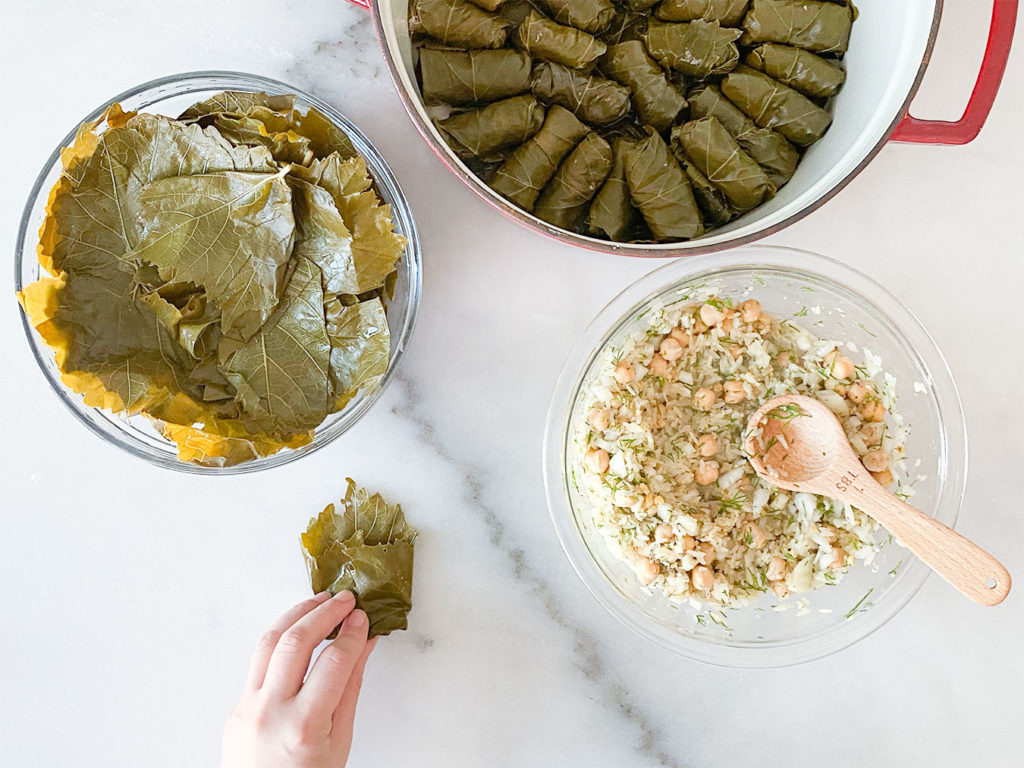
[892,0,1018,145]
[344,0,371,8]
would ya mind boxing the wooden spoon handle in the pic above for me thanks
[845,481,1011,606]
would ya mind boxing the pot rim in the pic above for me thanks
[369,0,945,258]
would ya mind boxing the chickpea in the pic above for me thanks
[654,523,674,542]
[847,379,874,404]
[729,347,742,360]
[766,556,788,582]
[635,556,660,586]
[614,362,635,384]
[680,535,697,552]
[755,311,773,332]
[830,547,848,570]
[669,327,691,347]
[824,348,855,380]
[698,542,716,565]
[771,581,790,598]
[862,449,888,473]
[587,407,610,432]
[614,490,641,510]
[859,421,884,447]
[693,318,709,334]
[721,316,734,334]
[872,468,895,487]
[648,353,669,376]
[740,299,762,324]
[584,448,610,474]
[723,380,746,404]
[643,493,661,510]
[743,522,768,549]
[776,350,793,368]
[693,387,717,410]
[696,433,718,457]
[659,337,684,362]
[699,303,726,327]
[860,399,886,422]
[691,565,715,592]
[694,460,720,486]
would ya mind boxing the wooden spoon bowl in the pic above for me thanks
[744,394,1011,607]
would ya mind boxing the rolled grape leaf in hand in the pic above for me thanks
[301,479,418,637]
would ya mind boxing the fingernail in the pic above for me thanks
[333,590,356,604]
[348,609,367,628]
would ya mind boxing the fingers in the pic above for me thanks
[260,591,357,699]
[332,636,376,736]
[298,609,370,721]
[246,592,332,691]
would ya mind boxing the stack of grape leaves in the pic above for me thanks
[18,92,405,467]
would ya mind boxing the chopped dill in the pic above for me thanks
[888,560,903,576]
[844,588,874,619]
[766,403,808,422]
[794,306,809,317]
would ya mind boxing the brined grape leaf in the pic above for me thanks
[301,479,417,637]
[296,154,405,294]
[128,167,296,342]
[46,113,278,276]
[289,178,355,295]
[179,91,297,121]
[325,296,391,405]
[181,92,357,160]
[221,257,332,440]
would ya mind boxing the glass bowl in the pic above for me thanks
[543,246,967,667]
[14,71,422,474]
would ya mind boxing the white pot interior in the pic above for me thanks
[377,0,939,250]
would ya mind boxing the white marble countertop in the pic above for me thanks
[2,2,1022,766]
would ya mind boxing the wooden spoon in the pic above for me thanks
[743,394,1010,606]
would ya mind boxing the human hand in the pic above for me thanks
[222,591,376,768]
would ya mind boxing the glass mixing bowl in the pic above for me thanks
[543,246,967,667]
[14,71,422,474]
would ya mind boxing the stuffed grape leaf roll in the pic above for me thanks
[688,83,798,187]
[589,137,638,241]
[642,19,742,79]
[741,0,853,55]
[745,43,846,99]
[515,10,608,69]
[490,105,591,211]
[601,41,687,133]
[437,95,546,158]
[683,162,733,226]
[531,61,632,126]
[623,127,703,240]
[538,0,616,34]
[414,0,510,48]
[534,133,614,229]
[655,0,749,26]
[720,65,832,146]
[419,49,532,105]
[673,117,775,212]
[466,0,506,10]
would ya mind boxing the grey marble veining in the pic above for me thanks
[389,372,684,768]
